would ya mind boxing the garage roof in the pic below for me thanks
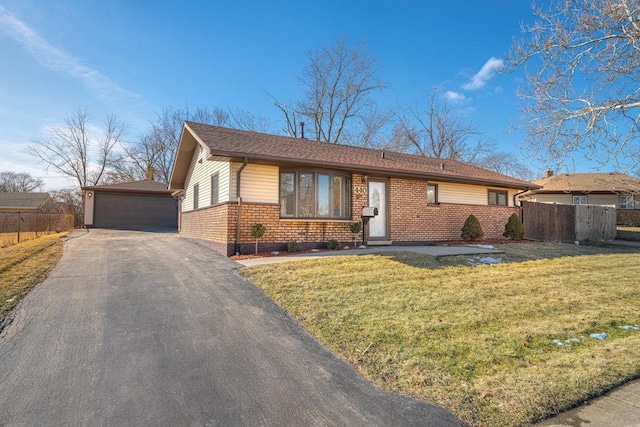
[82,180,171,195]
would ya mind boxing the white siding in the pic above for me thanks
[437,182,518,206]
[182,147,231,212]
[230,163,279,203]
[587,194,617,207]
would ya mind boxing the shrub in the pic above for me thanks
[503,213,526,240]
[251,223,267,254]
[349,221,362,248]
[287,240,301,252]
[327,239,340,250]
[461,214,484,242]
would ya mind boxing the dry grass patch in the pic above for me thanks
[617,226,640,241]
[0,233,67,318]
[240,243,640,426]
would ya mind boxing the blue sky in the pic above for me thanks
[1,0,558,189]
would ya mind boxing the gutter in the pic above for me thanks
[235,157,249,255]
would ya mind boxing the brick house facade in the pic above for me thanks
[170,123,533,256]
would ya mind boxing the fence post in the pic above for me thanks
[17,212,21,243]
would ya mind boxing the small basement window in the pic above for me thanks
[488,189,508,206]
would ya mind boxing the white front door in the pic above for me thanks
[367,180,388,240]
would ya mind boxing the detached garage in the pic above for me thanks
[83,180,178,231]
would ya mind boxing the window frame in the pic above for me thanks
[279,170,352,219]
[572,195,588,205]
[426,183,438,205]
[488,189,508,206]
[193,182,200,210]
[619,195,634,210]
[211,173,219,206]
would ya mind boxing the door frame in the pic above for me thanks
[366,178,390,242]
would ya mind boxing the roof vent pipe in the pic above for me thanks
[441,163,445,170]
[300,122,305,139]
[381,151,385,159]
[544,169,554,178]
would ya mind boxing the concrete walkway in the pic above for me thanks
[236,244,504,266]
[537,378,640,426]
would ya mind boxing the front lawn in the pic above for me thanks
[240,243,640,426]
[0,233,67,320]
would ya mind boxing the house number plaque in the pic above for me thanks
[353,186,367,194]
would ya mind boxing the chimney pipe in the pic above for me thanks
[544,169,554,178]
[300,122,305,139]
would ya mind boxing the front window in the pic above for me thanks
[620,195,635,209]
[573,195,587,205]
[280,171,351,219]
[427,184,438,204]
[488,189,508,206]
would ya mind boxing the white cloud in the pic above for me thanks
[443,90,466,103]
[0,6,140,105]
[461,57,505,91]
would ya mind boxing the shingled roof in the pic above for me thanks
[0,192,52,212]
[82,180,170,195]
[170,122,536,191]
[529,173,640,194]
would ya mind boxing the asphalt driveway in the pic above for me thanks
[0,229,461,426]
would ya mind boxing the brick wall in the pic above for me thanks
[389,177,518,241]
[180,174,519,256]
[618,210,640,226]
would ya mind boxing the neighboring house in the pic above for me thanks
[168,122,537,256]
[520,171,640,208]
[519,171,640,225]
[0,192,54,213]
[83,180,178,231]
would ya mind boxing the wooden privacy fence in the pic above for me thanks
[521,201,617,243]
[0,212,75,247]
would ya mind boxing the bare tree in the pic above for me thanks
[394,89,493,163]
[50,187,84,227]
[0,171,44,192]
[111,106,273,183]
[28,107,126,188]
[510,0,640,170]
[475,152,536,182]
[274,38,388,146]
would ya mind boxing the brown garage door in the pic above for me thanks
[93,192,178,230]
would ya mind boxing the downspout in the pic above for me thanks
[235,157,249,255]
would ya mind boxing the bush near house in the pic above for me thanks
[251,223,266,255]
[327,239,340,250]
[461,214,484,241]
[287,240,301,252]
[503,213,526,240]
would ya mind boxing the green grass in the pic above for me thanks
[0,233,67,318]
[617,226,640,241]
[240,243,640,426]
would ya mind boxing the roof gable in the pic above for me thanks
[170,122,536,191]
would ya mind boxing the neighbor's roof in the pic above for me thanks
[529,173,640,194]
[170,122,537,191]
[0,192,51,211]
[82,180,171,195]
